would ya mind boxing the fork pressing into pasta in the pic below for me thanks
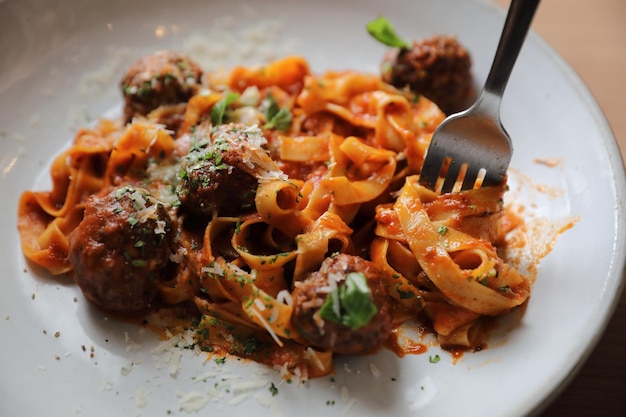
[418,0,540,193]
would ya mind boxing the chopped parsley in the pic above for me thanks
[498,285,514,295]
[429,354,441,364]
[137,81,153,98]
[131,259,148,268]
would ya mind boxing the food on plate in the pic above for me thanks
[17,45,529,379]
[177,123,271,216]
[68,185,173,314]
[290,254,393,355]
[121,50,203,127]
[368,16,474,114]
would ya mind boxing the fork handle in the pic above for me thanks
[484,0,541,98]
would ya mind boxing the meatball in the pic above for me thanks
[178,124,282,216]
[291,254,393,355]
[68,185,173,314]
[382,35,473,114]
[120,50,203,123]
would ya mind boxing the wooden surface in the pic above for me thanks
[494,1,626,416]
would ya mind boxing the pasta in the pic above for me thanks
[17,52,530,380]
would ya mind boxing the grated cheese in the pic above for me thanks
[369,362,381,378]
[305,347,326,372]
[151,332,184,355]
[100,380,114,391]
[342,397,357,415]
[229,378,269,394]
[79,46,133,98]
[228,392,252,406]
[121,362,135,376]
[167,348,182,376]
[135,387,150,408]
[154,220,167,235]
[182,19,296,72]
[177,390,210,413]
[276,289,293,306]
[249,307,283,347]
[169,246,188,263]
[203,262,225,276]
[193,370,218,383]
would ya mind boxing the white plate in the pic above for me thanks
[1,0,625,416]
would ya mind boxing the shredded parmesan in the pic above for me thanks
[342,397,357,415]
[135,387,150,408]
[182,18,297,72]
[168,348,182,376]
[169,247,188,263]
[369,363,381,378]
[228,392,252,405]
[253,298,267,311]
[203,262,225,276]
[231,379,269,393]
[177,390,210,413]
[276,289,293,306]
[305,347,326,371]
[121,362,135,376]
[249,307,283,347]
[151,332,184,355]
[154,220,167,235]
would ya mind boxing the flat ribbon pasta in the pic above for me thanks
[394,176,529,316]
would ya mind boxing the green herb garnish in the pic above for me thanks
[211,92,240,125]
[263,93,292,132]
[366,16,409,49]
[319,272,378,330]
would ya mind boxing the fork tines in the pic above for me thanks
[419,152,505,194]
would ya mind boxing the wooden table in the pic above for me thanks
[494,1,626,416]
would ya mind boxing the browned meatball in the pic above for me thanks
[178,124,277,216]
[382,35,473,114]
[120,50,203,123]
[68,185,173,314]
[291,254,393,355]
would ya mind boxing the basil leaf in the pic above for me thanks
[366,16,409,49]
[319,291,342,324]
[264,107,292,132]
[263,93,280,120]
[263,93,292,132]
[211,92,240,125]
[319,272,378,330]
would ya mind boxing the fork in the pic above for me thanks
[419,0,541,193]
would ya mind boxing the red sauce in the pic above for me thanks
[448,348,465,364]
[385,327,428,357]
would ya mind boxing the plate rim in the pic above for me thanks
[1,1,626,416]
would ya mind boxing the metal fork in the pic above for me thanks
[419,0,541,193]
